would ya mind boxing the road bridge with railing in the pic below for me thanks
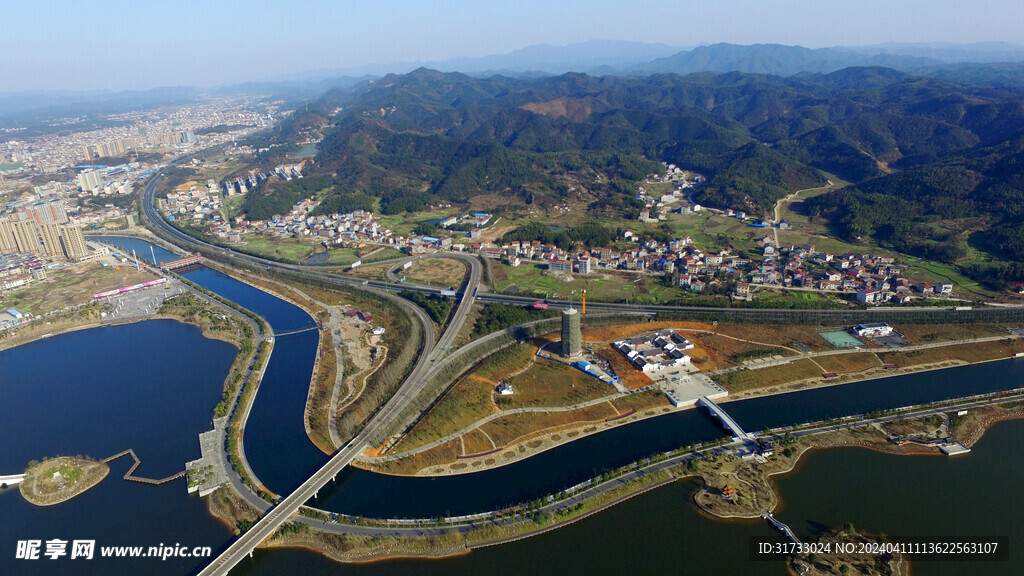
[698,396,751,442]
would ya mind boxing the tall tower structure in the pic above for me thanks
[561,307,582,358]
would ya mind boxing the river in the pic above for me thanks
[20,235,1011,575]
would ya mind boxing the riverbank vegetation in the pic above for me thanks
[211,397,1024,567]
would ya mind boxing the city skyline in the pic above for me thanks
[3,0,1024,92]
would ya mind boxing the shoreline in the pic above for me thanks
[269,407,1024,566]
[359,350,1023,478]
[695,405,1024,524]
[198,261,340,455]
[0,311,240,353]
[20,457,110,507]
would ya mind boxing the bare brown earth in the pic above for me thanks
[519,98,593,122]
[404,258,467,287]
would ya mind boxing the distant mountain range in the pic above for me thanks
[7,40,1024,117]
[235,65,1024,284]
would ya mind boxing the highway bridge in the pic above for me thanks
[136,154,1024,575]
[138,171,484,574]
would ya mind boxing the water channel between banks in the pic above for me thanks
[97,236,1024,521]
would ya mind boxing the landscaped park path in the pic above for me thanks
[371,392,625,462]
[710,333,1021,375]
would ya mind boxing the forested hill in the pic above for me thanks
[247,67,1024,239]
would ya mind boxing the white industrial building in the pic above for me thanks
[853,322,893,338]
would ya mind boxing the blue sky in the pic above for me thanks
[2,0,1022,91]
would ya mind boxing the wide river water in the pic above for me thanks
[2,235,1018,575]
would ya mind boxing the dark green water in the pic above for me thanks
[237,419,1024,576]
[773,418,1024,576]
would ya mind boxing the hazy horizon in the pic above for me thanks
[4,0,1024,92]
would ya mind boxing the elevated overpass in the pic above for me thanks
[136,154,1023,575]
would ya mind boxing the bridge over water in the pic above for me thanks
[697,396,751,441]
[0,474,26,487]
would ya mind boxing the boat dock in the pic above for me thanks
[185,417,230,497]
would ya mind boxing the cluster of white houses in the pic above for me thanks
[173,183,955,303]
[615,330,695,374]
[469,236,952,304]
[221,164,304,197]
[852,322,894,338]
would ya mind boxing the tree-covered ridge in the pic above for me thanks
[251,67,1024,226]
[803,134,1024,284]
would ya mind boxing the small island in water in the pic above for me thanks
[20,456,109,506]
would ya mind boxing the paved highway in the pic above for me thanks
[136,162,1020,574]
[139,174,483,574]
[194,264,477,575]
[141,168,1023,325]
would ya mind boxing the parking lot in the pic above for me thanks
[657,365,728,407]
[873,332,910,348]
[104,280,187,321]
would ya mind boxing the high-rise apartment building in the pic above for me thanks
[23,199,68,225]
[0,216,88,260]
[58,225,88,259]
[78,169,103,191]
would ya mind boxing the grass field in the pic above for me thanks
[896,323,1012,343]
[393,345,535,453]
[241,237,314,263]
[344,262,392,279]
[491,261,678,303]
[610,388,672,413]
[2,263,156,315]
[695,333,791,368]
[879,339,1024,368]
[714,323,830,352]
[476,404,618,448]
[460,428,496,455]
[391,341,621,460]
[813,352,882,374]
[502,358,612,409]
[221,195,245,218]
[376,208,461,237]
[716,358,824,393]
